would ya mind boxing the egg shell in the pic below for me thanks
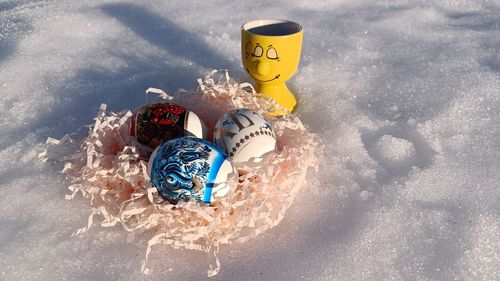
[148,136,237,204]
[214,108,276,165]
[134,103,207,149]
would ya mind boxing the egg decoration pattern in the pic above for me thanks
[133,103,206,149]
[149,137,237,204]
[214,108,276,164]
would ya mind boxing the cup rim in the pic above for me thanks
[241,19,302,36]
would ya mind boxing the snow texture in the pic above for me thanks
[1,0,499,280]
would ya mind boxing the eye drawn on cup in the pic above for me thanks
[241,19,303,114]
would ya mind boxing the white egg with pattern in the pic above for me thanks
[214,108,276,165]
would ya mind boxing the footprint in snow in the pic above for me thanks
[361,125,435,183]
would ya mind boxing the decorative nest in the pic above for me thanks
[39,70,320,276]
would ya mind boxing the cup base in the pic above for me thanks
[255,82,297,115]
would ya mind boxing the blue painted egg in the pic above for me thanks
[148,137,237,204]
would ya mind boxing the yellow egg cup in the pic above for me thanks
[242,19,303,115]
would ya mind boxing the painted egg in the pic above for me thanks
[132,103,207,149]
[214,108,276,165]
[148,136,237,204]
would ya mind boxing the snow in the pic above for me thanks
[1,0,499,280]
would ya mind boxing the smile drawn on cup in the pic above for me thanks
[245,68,280,82]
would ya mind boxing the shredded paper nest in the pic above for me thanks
[39,70,320,276]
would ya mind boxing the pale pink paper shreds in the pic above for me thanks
[39,70,321,277]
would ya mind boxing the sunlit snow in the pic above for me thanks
[1,0,499,280]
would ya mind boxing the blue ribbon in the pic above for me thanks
[202,151,225,203]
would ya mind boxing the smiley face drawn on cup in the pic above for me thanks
[244,43,282,82]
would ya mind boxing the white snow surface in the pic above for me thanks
[1,0,499,280]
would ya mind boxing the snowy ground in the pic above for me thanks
[1,0,499,280]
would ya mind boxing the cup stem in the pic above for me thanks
[255,82,297,113]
